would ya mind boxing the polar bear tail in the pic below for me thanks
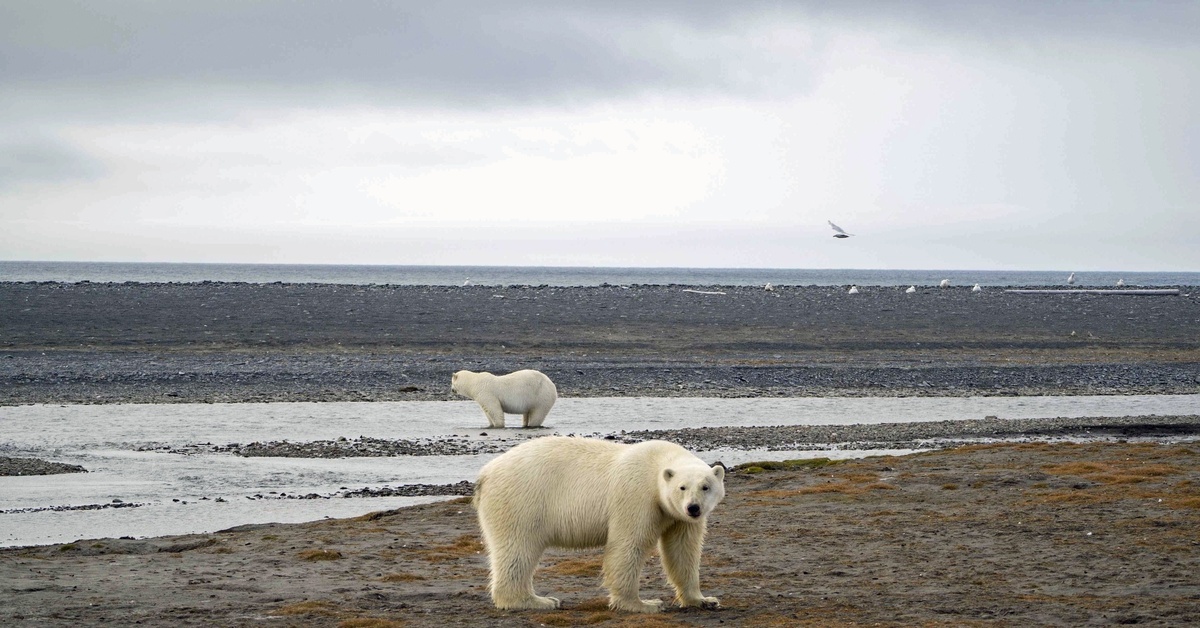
[470,477,484,511]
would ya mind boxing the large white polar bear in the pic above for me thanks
[474,436,726,612]
[451,369,557,428]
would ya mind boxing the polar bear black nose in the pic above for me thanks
[687,504,701,517]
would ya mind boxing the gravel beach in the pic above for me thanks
[3,281,1198,404]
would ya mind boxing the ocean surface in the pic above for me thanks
[4,394,1200,548]
[3,260,1199,287]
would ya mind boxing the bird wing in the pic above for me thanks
[828,221,847,235]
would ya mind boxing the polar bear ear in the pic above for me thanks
[663,469,675,482]
[711,464,725,480]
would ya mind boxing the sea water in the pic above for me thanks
[3,395,1199,548]
[3,261,1198,287]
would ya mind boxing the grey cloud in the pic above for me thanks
[1,2,751,104]
[0,134,105,189]
[4,1,1194,113]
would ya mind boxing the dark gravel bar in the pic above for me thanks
[2,281,1198,405]
[0,456,87,476]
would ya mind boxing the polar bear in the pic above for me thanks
[473,436,725,612]
[451,369,557,428]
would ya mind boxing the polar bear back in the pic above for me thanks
[478,437,621,548]
[475,436,711,549]
[453,369,556,414]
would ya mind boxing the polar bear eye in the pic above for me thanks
[702,485,709,491]
[679,486,686,491]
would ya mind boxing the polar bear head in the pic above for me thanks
[450,370,477,396]
[660,462,726,522]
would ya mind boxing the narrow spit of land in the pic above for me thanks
[2,282,1198,404]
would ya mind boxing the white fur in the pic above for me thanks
[451,369,557,428]
[474,436,726,612]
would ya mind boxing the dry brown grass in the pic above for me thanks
[608,615,692,627]
[1174,496,1200,509]
[273,602,409,626]
[338,619,407,628]
[733,458,842,474]
[529,598,618,626]
[530,610,616,626]
[747,470,897,501]
[379,572,426,582]
[271,600,341,616]
[413,533,485,563]
[1043,460,1185,485]
[542,554,603,578]
[1024,447,1200,508]
[298,548,343,561]
[926,442,1063,457]
[352,510,394,522]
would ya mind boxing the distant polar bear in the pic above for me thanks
[474,436,726,612]
[451,369,557,428]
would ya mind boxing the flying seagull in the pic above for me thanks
[828,221,854,238]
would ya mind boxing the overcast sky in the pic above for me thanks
[2,1,1197,270]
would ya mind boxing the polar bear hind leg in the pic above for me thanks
[522,404,552,428]
[478,517,560,609]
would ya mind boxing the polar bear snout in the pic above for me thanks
[687,503,702,518]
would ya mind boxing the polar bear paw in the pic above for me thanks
[679,595,720,610]
[528,595,561,610]
[611,597,664,613]
[498,595,560,610]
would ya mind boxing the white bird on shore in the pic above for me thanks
[905,285,916,294]
[764,283,774,291]
[828,221,854,238]
[848,285,860,294]
[939,279,951,288]
[463,278,472,286]
[1116,278,1125,286]
[972,283,982,292]
[1067,272,1076,285]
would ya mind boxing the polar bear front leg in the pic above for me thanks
[603,536,664,613]
[660,521,719,609]
[477,398,506,428]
